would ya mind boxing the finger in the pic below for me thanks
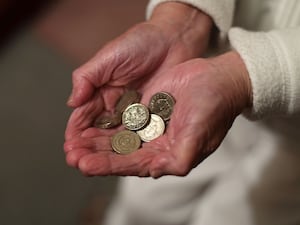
[81,126,124,138]
[66,148,91,168]
[67,54,112,108]
[64,138,94,153]
[64,136,112,153]
[78,148,158,177]
[67,48,124,107]
[101,86,124,111]
[65,91,104,140]
[80,128,107,138]
[67,72,95,108]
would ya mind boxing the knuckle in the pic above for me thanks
[78,158,90,174]
[173,163,190,176]
[66,152,78,168]
[72,67,97,85]
[72,68,84,80]
[78,157,103,176]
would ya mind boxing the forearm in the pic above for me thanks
[148,2,213,55]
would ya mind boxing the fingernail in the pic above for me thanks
[67,87,76,104]
[67,97,74,106]
[67,93,75,106]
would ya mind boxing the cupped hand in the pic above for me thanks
[64,51,252,177]
[66,2,212,108]
[65,3,213,155]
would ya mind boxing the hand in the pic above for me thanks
[64,2,213,169]
[64,51,252,177]
[66,2,213,108]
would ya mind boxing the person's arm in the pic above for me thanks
[229,27,300,118]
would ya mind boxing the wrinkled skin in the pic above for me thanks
[66,22,210,108]
[64,2,251,177]
[64,50,251,177]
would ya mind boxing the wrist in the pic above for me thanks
[148,2,213,55]
[210,51,253,112]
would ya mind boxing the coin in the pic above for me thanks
[116,90,141,113]
[149,92,175,121]
[122,103,150,131]
[94,112,121,129]
[111,130,141,154]
[137,114,165,142]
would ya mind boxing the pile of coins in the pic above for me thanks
[94,90,175,154]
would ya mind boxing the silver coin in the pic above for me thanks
[111,130,141,154]
[137,114,165,142]
[149,92,175,121]
[122,103,150,131]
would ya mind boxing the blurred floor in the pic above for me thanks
[0,1,147,225]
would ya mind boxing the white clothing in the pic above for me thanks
[103,117,300,225]
[148,0,300,119]
[103,1,300,225]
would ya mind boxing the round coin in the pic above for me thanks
[122,103,150,131]
[111,130,141,154]
[94,112,122,129]
[115,90,141,113]
[149,92,175,121]
[137,114,165,142]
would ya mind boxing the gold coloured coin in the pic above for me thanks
[116,90,141,113]
[111,130,141,154]
[122,103,150,131]
[137,114,165,142]
[149,92,175,121]
[94,112,121,129]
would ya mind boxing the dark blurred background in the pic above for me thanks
[0,1,147,224]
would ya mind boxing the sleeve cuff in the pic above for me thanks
[229,28,300,119]
[146,0,235,40]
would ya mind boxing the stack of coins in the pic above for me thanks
[94,90,175,154]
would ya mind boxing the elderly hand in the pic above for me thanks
[64,51,252,177]
[66,2,212,108]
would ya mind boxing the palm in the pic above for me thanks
[65,58,240,177]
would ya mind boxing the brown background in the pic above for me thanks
[0,1,147,225]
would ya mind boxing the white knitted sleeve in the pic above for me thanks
[229,27,300,119]
[146,0,236,39]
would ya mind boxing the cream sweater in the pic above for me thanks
[147,0,300,120]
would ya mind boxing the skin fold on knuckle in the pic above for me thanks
[66,152,80,168]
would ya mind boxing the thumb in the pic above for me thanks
[67,55,111,107]
[67,72,94,108]
[66,41,136,108]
